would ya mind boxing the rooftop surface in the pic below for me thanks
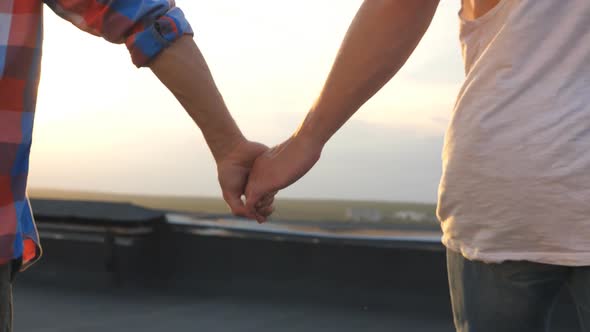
[13,236,582,332]
[30,198,165,224]
[14,198,583,331]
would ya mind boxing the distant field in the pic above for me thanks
[29,188,439,227]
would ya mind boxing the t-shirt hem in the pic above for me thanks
[443,237,590,266]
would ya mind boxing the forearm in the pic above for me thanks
[296,0,439,145]
[149,36,244,162]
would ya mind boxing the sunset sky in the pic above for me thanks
[29,1,464,203]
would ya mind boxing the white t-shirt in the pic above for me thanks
[438,0,590,265]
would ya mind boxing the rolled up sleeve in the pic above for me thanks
[44,0,194,67]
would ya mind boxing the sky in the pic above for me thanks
[28,1,464,203]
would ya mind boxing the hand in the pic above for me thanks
[245,134,324,221]
[217,139,274,220]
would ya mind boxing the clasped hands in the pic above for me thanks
[216,133,323,223]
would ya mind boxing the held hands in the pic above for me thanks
[216,138,274,222]
[218,134,323,224]
[244,134,324,222]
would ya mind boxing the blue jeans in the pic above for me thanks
[447,249,590,332]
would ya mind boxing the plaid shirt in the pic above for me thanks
[0,0,192,270]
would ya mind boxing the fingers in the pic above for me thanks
[245,183,265,214]
[223,191,254,219]
[252,192,277,223]
[246,191,276,218]
[245,178,279,215]
[254,205,275,224]
[223,182,276,223]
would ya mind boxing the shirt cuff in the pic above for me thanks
[126,7,194,68]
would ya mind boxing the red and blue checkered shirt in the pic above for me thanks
[0,0,192,270]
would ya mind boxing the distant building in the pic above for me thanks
[393,211,430,222]
[345,208,383,222]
